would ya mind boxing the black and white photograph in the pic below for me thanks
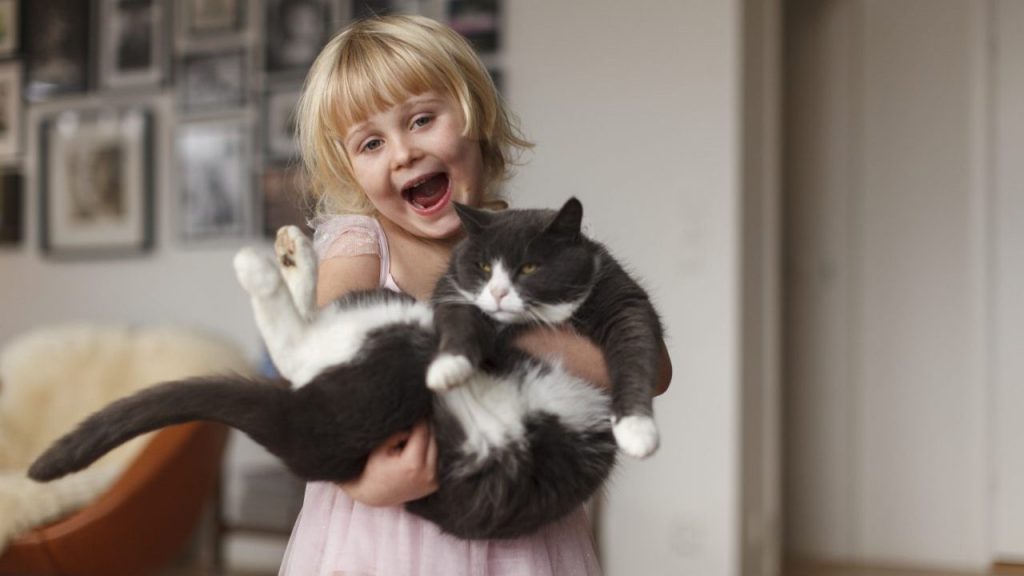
[0,0,19,57]
[446,0,499,54]
[262,165,310,238]
[39,108,154,257]
[179,50,246,112]
[0,169,21,245]
[264,88,301,162]
[24,0,91,100]
[0,62,21,157]
[177,120,250,239]
[265,0,329,73]
[99,0,167,89]
[183,0,243,37]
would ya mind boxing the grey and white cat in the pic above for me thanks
[28,198,661,539]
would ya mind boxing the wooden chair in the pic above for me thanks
[0,422,227,576]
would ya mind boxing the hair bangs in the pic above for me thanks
[332,34,453,132]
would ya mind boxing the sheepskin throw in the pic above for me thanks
[0,325,250,552]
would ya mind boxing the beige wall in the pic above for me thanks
[785,0,1014,569]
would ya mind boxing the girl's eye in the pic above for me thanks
[478,262,492,273]
[520,263,538,275]
[412,114,433,129]
[361,138,383,153]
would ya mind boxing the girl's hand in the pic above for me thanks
[339,420,439,507]
[514,326,672,396]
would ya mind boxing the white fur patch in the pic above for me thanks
[288,298,434,388]
[426,353,474,391]
[612,414,659,458]
[474,261,528,322]
[441,363,610,472]
[234,248,282,297]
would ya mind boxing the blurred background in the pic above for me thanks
[0,0,1020,575]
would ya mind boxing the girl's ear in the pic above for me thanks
[453,202,495,235]
[545,197,584,240]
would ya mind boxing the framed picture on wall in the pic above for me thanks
[0,169,22,245]
[446,0,499,54]
[177,120,251,240]
[39,108,155,257]
[0,0,20,58]
[265,0,329,73]
[0,62,22,157]
[264,87,301,162]
[24,0,91,101]
[179,50,247,112]
[98,0,167,89]
[262,165,311,238]
[183,0,244,37]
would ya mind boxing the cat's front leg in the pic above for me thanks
[274,226,318,322]
[234,247,308,384]
[427,297,496,391]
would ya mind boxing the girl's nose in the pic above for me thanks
[391,135,421,170]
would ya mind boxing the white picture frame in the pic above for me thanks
[40,108,155,257]
[98,0,167,90]
[177,119,251,240]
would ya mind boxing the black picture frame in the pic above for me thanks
[447,0,499,54]
[24,0,91,101]
[0,168,22,245]
[39,108,155,258]
[179,50,247,113]
[98,0,168,90]
[265,0,329,74]
[177,119,251,240]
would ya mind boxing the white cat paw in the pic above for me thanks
[233,247,281,297]
[612,415,660,459]
[274,226,315,272]
[426,354,474,391]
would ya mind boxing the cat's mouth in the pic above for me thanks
[402,173,451,214]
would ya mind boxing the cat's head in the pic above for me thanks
[447,197,598,324]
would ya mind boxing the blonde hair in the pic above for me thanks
[297,14,531,217]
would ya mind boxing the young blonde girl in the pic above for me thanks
[283,14,670,576]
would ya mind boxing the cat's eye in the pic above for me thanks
[519,263,538,275]
[478,262,492,273]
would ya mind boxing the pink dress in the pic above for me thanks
[278,215,603,576]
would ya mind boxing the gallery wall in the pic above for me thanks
[0,1,751,575]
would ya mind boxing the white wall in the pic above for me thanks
[785,0,994,569]
[507,2,743,575]
[1,2,752,574]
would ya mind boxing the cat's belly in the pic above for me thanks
[440,363,611,460]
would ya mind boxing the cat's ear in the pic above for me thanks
[545,197,584,240]
[453,202,494,235]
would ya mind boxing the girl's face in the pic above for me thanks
[343,92,485,240]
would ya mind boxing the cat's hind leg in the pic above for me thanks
[274,225,318,322]
[234,247,308,384]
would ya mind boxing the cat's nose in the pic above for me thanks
[490,285,509,304]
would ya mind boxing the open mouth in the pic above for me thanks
[402,173,451,214]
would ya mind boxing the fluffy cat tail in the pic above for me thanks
[28,376,289,482]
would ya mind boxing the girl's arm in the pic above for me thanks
[318,255,440,506]
[514,327,672,396]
